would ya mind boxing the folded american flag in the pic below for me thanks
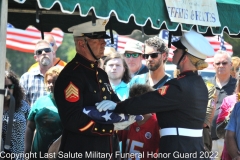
[83,106,143,124]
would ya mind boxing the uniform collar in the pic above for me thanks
[75,53,99,70]
[178,70,198,77]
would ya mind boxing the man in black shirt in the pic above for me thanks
[210,50,236,160]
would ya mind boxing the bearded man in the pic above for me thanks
[129,36,171,89]
[20,40,54,106]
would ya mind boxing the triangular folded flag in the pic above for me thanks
[83,106,143,124]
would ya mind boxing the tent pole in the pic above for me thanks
[0,0,8,146]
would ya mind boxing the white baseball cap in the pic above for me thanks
[124,40,144,54]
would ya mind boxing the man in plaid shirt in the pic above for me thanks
[20,40,54,106]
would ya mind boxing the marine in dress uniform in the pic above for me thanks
[54,19,120,160]
[97,30,215,160]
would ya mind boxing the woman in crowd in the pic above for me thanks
[24,66,63,159]
[230,56,240,78]
[2,70,30,158]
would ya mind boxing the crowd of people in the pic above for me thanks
[2,18,240,160]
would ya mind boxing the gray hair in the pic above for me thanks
[214,50,231,62]
[34,40,53,55]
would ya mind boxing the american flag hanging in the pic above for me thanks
[105,34,134,53]
[6,23,64,53]
[220,34,227,51]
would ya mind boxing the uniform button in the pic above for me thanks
[99,79,102,83]
[94,90,96,93]
[91,64,94,68]
[110,92,112,94]
[110,130,112,133]
[96,71,98,75]
[102,87,105,92]
[103,96,107,100]
[76,62,79,64]
[102,129,105,132]
[95,128,98,131]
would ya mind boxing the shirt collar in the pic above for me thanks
[212,75,236,87]
[31,68,43,76]
[111,81,127,90]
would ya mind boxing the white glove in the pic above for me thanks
[113,115,136,130]
[96,100,116,112]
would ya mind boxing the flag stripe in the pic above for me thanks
[6,24,64,53]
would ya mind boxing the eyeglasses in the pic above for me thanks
[214,62,228,66]
[35,48,52,55]
[124,53,141,58]
[142,52,161,59]
[5,84,14,89]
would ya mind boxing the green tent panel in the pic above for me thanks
[8,0,240,37]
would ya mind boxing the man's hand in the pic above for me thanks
[96,100,116,112]
[113,115,136,130]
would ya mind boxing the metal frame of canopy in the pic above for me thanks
[0,0,8,149]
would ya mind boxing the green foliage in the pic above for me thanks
[224,32,240,57]
[6,49,35,77]
[57,33,76,62]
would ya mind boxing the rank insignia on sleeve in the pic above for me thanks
[64,82,80,102]
[158,85,169,96]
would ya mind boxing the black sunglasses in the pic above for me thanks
[142,52,161,59]
[124,53,141,58]
[215,62,228,66]
[5,84,14,89]
[35,48,52,55]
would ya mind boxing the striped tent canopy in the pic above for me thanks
[8,0,240,37]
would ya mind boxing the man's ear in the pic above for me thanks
[34,55,38,62]
[162,52,167,61]
[77,39,85,48]
[181,54,188,63]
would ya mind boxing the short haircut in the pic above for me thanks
[104,52,131,83]
[129,84,154,98]
[214,50,231,62]
[34,40,53,55]
[144,36,169,63]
